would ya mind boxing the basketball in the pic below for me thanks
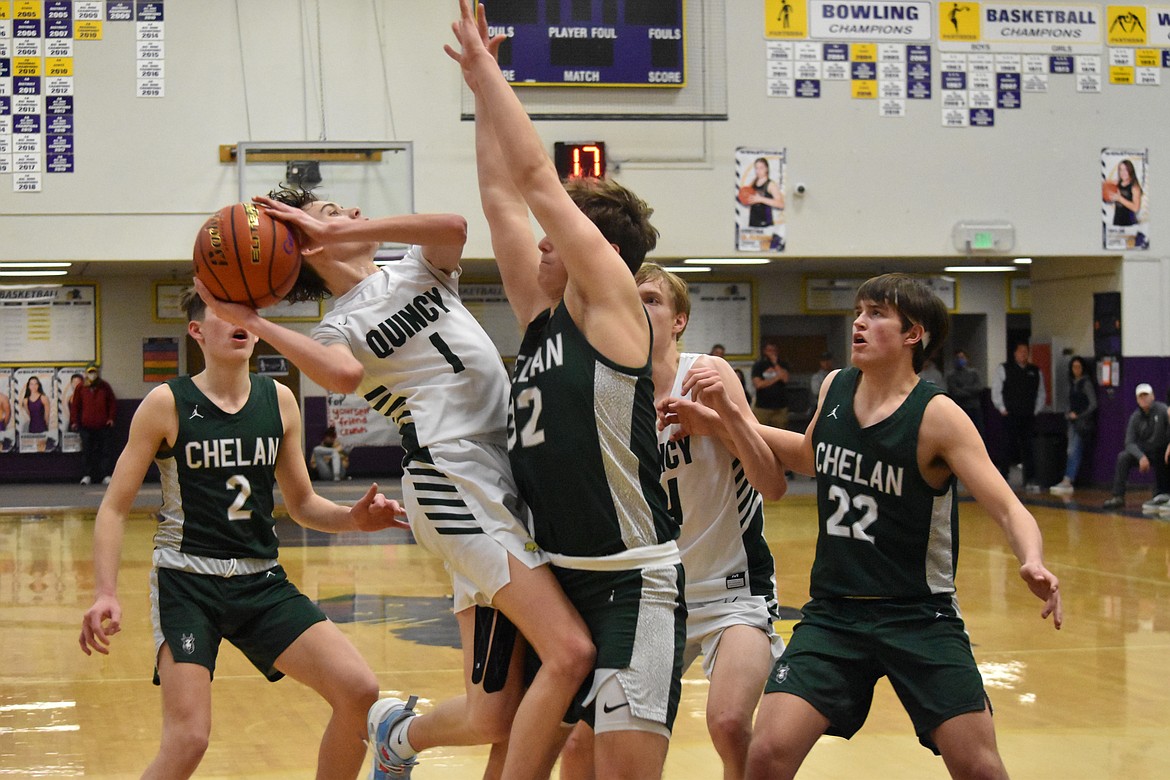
[738,185,755,206]
[1102,180,1119,203]
[192,203,301,309]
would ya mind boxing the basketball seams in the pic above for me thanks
[228,204,260,309]
[193,218,230,301]
[193,203,301,309]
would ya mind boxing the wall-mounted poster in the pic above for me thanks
[55,367,85,454]
[12,367,59,453]
[0,369,14,454]
[1102,148,1149,251]
[735,147,787,252]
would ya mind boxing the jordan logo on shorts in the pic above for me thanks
[181,633,196,655]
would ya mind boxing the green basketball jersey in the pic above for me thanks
[508,304,677,558]
[154,375,283,563]
[809,367,958,599]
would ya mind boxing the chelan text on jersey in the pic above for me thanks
[513,334,564,382]
[815,441,904,496]
[185,437,280,469]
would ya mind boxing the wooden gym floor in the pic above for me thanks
[2,478,1169,778]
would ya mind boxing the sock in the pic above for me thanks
[389,717,417,759]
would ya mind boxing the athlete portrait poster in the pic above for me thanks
[0,369,14,454]
[1102,148,1149,251]
[735,147,787,253]
[12,367,58,454]
[55,367,84,454]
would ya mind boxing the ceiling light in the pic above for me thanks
[0,270,70,277]
[664,265,712,273]
[0,262,72,268]
[942,265,1019,273]
[684,258,772,265]
[1013,257,1033,264]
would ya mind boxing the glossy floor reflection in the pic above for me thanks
[2,486,1169,778]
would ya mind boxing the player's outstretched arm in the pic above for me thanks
[254,195,468,272]
[193,279,365,393]
[80,385,176,656]
[271,383,408,532]
[448,1,646,363]
[681,357,787,500]
[922,396,1063,629]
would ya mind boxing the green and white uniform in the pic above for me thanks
[150,375,324,682]
[809,366,957,599]
[509,304,685,731]
[765,367,987,753]
[664,353,782,679]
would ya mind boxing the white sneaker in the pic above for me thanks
[79,476,91,485]
[1049,484,1074,495]
[368,696,419,778]
[101,476,111,485]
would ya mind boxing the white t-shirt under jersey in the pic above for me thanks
[312,245,510,450]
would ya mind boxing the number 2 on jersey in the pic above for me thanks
[226,474,252,521]
[508,387,546,449]
[824,484,877,543]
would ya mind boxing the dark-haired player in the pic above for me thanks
[661,273,1062,779]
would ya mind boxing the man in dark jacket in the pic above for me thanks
[992,342,1046,491]
[70,362,117,484]
[1103,383,1170,510]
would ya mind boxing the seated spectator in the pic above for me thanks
[310,427,349,481]
[1103,384,1170,511]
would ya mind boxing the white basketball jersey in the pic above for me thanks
[312,246,510,452]
[661,353,776,605]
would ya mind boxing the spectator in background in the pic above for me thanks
[1050,356,1097,495]
[711,343,752,403]
[809,351,834,399]
[947,349,985,437]
[992,342,1045,493]
[310,426,349,481]
[0,392,11,451]
[1102,383,1170,511]
[751,341,790,429]
[919,357,944,387]
[70,363,117,485]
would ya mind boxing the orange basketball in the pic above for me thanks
[1102,180,1119,203]
[193,203,301,309]
[738,185,755,206]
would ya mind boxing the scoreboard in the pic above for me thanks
[484,0,686,87]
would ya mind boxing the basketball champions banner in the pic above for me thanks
[735,147,787,252]
[1102,148,1149,251]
